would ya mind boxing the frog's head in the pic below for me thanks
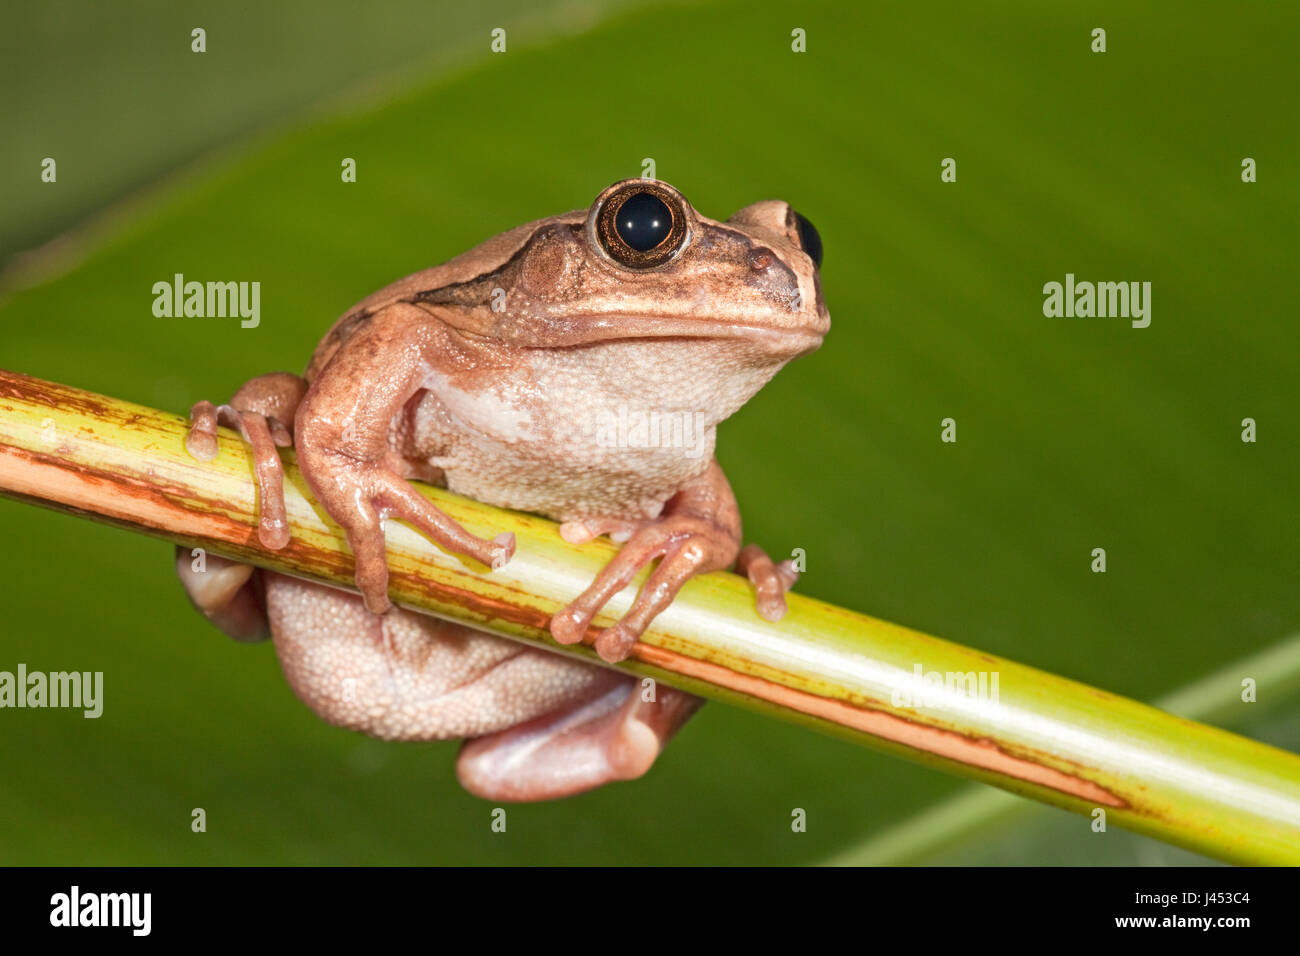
[575,178,829,356]
[423,178,830,363]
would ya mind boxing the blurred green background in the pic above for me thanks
[2,0,1297,865]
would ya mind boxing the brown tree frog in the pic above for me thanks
[177,178,829,801]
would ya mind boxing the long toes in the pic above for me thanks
[268,419,294,446]
[549,539,669,647]
[379,472,514,569]
[549,606,590,645]
[595,624,638,663]
[185,400,220,461]
[456,682,702,802]
[559,517,641,545]
[755,593,788,622]
[590,549,702,661]
[230,409,292,550]
[343,507,393,615]
[753,565,793,621]
[490,532,515,569]
[737,545,795,621]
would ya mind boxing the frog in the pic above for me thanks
[176,177,829,801]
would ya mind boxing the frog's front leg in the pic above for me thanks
[187,371,307,550]
[551,460,799,662]
[293,304,515,614]
[177,371,308,641]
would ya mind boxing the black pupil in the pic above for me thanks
[794,211,823,268]
[615,192,672,252]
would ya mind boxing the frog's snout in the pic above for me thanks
[726,199,823,272]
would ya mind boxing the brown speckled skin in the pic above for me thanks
[179,179,828,800]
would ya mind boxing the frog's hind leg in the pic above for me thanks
[456,678,702,802]
[185,371,307,550]
[175,548,270,642]
[263,574,701,801]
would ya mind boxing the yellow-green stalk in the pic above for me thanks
[1,368,1298,863]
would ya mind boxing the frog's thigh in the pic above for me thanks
[265,575,700,800]
[265,575,612,739]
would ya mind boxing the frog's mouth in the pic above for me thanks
[481,312,827,358]
[613,316,826,355]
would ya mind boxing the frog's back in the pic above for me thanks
[305,213,584,381]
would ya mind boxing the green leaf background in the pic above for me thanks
[1,0,1297,864]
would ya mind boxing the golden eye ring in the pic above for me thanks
[594,181,689,269]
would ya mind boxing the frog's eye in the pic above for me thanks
[616,193,672,251]
[792,211,823,269]
[595,183,688,268]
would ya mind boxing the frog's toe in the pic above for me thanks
[558,516,644,545]
[736,543,798,622]
[185,400,221,461]
[324,464,514,613]
[456,680,702,802]
[174,546,269,643]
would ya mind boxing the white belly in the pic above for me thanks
[410,339,766,521]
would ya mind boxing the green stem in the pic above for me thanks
[828,633,1300,865]
[1,368,1298,863]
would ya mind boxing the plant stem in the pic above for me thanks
[2,368,1298,863]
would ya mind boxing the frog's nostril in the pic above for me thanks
[793,211,823,269]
